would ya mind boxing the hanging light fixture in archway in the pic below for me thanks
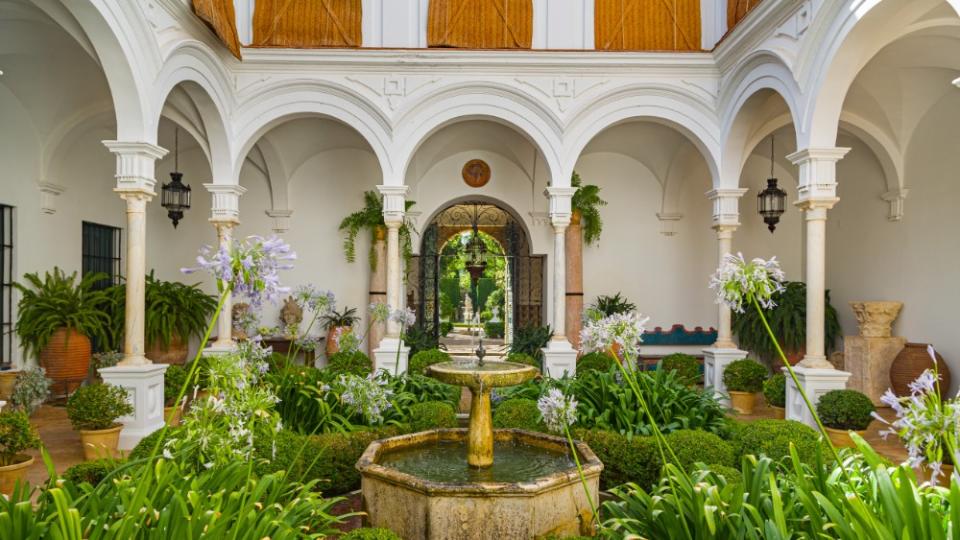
[757,134,786,233]
[161,127,192,228]
[465,223,488,281]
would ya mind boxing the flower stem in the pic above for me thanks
[564,425,600,531]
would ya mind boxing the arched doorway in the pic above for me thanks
[408,200,544,352]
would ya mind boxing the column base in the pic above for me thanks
[98,363,167,450]
[204,340,236,356]
[374,337,410,376]
[784,366,851,428]
[542,339,578,378]
[702,347,748,406]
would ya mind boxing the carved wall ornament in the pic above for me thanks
[462,159,491,188]
[280,296,304,332]
[850,301,903,338]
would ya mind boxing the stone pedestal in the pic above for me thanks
[374,337,410,376]
[543,339,578,378]
[703,347,747,406]
[845,336,906,406]
[784,366,851,428]
[99,363,167,450]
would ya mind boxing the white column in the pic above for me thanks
[100,141,168,449]
[373,185,410,374]
[702,188,748,404]
[784,148,852,427]
[542,186,578,378]
[204,184,246,354]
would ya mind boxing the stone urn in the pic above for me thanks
[850,301,903,338]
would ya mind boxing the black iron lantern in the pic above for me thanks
[465,226,488,281]
[161,128,191,228]
[757,135,786,233]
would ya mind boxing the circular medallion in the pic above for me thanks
[462,159,491,188]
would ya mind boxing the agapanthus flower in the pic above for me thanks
[538,388,578,433]
[369,302,390,323]
[336,373,393,425]
[294,284,336,314]
[182,235,296,307]
[708,252,786,313]
[579,311,650,362]
[390,307,416,327]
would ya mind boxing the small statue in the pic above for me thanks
[490,306,501,323]
[232,303,252,341]
[280,296,303,335]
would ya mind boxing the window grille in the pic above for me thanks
[82,221,122,290]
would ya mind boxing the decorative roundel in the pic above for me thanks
[462,159,491,188]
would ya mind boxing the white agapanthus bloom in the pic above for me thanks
[537,388,578,433]
[579,311,650,362]
[709,252,786,313]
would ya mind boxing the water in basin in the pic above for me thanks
[441,361,526,372]
[378,439,575,484]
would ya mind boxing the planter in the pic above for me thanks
[39,327,91,387]
[79,424,122,461]
[729,391,756,414]
[0,455,34,496]
[145,333,189,365]
[770,405,786,419]
[164,405,182,427]
[782,347,805,366]
[0,370,18,401]
[326,326,351,356]
[891,343,950,398]
[824,426,867,448]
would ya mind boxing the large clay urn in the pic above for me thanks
[39,328,91,386]
[850,301,903,338]
[145,332,189,365]
[891,343,950,398]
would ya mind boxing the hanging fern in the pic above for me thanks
[338,190,416,270]
[571,171,607,245]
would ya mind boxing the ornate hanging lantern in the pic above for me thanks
[757,135,786,233]
[465,226,488,281]
[161,127,191,228]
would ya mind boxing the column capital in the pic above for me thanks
[114,187,154,208]
[103,141,167,192]
[705,188,747,227]
[377,184,409,223]
[544,186,576,221]
[787,147,850,204]
[205,183,247,223]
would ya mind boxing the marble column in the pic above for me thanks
[542,186,578,378]
[368,226,387,358]
[100,141,168,450]
[204,184,246,354]
[564,211,584,350]
[373,185,410,374]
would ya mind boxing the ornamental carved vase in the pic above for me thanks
[850,301,903,338]
[890,343,950,398]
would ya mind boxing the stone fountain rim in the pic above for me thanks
[356,428,603,496]
[426,360,539,376]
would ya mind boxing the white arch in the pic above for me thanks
[231,81,393,182]
[563,86,721,187]
[417,194,537,256]
[394,83,564,187]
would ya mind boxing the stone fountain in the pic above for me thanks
[356,343,603,539]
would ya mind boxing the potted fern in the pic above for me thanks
[66,383,133,460]
[321,306,361,356]
[338,190,416,270]
[0,410,40,495]
[14,268,110,388]
[732,281,841,366]
[571,171,606,246]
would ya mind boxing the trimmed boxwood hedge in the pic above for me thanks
[63,458,122,486]
[732,419,826,466]
[576,352,616,377]
[406,401,458,432]
[408,349,451,376]
[664,429,735,471]
[493,399,546,432]
[328,350,373,377]
[573,428,661,490]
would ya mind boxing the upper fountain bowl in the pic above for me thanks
[425,361,538,390]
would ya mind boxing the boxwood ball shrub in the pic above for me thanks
[663,429,735,471]
[493,399,546,432]
[573,428,661,490]
[0,410,41,465]
[576,352,616,376]
[163,364,188,406]
[66,383,134,431]
[484,321,505,339]
[763,372,787,407]
[129,426,183,461]
[63,458,121,486]
[698,463,743,487]
[817,389,875,431]
[406,401,458,432]
[733,419,825,466]
[340,528,402,540]
[505,352,539,369]
[660,353,699,385]
[327,350,372,377]
[722,359,767,393]
[407,348,451,376]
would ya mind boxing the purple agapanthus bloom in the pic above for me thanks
[182,235,296,307]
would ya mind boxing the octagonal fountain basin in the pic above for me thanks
[357,428,603,540]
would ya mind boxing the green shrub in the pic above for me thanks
[408,349,450,376]
[164,364,188,406]
[439,321,454,337]
[129,426,183,461]
[493,399,546,432]
[63,458,122,486]
[341,528,402,540]
[509,325,552,361]
[762,372,786,407]
[817,389,875,431]
[697,463,743,487]
[722,359,767,393]
[66,383,134,431]
[660,353,699,385]
[663,429,735,471]
[484,321,505,339]
[0,410,40,465]
[328,350,372,377]
[576,352,616,376]
[406,401,457,432]
[505,352,539,369]
[733,419,825,466]
[573,429,661,490]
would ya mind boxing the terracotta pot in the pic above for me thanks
[824,426,867,448]
[0,370,18,401]
[0,455,34,495]
[39,328,91,387]
[79,424,122,461]
[326,326,351,356]
[782,347,805,366]
[164,405,182,427]
[729,391,756,414]
[770,405,786,419]
[891,343,950,398]
[145,332,189,365]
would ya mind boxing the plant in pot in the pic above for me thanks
[571,171,607,246]
[13,268,110,390]
[589,293,636,317]
[66,383,133,460]
[816,389,875,448]
[321,307,360,356]
[9,368,52,416]
[0,410,41,495]
[722,359,767,414]
[0,367,18,402]
[338,190,416,270]
[163,364,188,426]
[660,353,699,386]
[732,281,841,366]
[762,372,787,419]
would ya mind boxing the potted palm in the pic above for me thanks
[571,171,607,246]
[321,307,360,356]
[164,364,188,426]
[0,410,40,495]
[732,281,841,366]
[762,372,786,418]
[14,268,110,388]
[66,383,133,460]
[338,190,416,270]
[816,389,875,448]
[723,359,767,414]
